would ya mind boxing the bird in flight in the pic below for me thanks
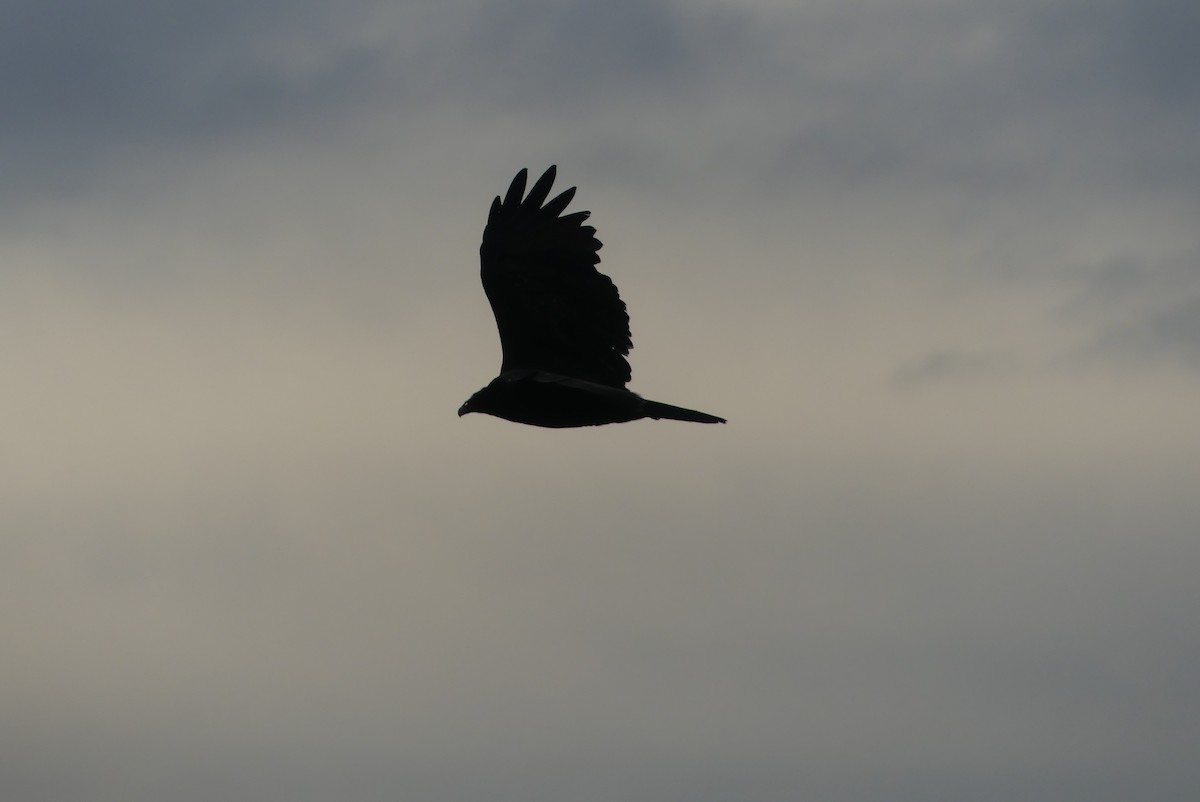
[459,166,726,427]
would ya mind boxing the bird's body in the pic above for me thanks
[461,370,725,428]
[459,166,724,428]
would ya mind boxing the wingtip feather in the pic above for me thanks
[503,168,528,208]
[542,186,577,218]
[524,166,558,209]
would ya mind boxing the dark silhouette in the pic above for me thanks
[459,166,726,427]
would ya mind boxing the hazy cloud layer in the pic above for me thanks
[3,1,1198,801]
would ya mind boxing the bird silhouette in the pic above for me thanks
[459,166,725,427]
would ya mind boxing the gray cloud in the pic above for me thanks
[8,0,1196,215]
[1,0,746,209]
[3,1,1199,801]
[1083,288,1200,367]
[472,0,687,92]
[893,349,1016,386]
[2,0,433,206]
[1059,245,1200,368]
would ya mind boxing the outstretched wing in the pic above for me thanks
[479,166,633,388]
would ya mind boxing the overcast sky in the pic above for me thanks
[3,1,1199,800]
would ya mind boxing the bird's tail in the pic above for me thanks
[644,400,726,424]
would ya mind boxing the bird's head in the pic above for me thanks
[459,378,512,419]
[458,388,485,417]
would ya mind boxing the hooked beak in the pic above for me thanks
[457,402,470,417]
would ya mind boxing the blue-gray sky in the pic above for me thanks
[3,1,1199,800]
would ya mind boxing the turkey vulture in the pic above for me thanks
[459,166,725,427]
